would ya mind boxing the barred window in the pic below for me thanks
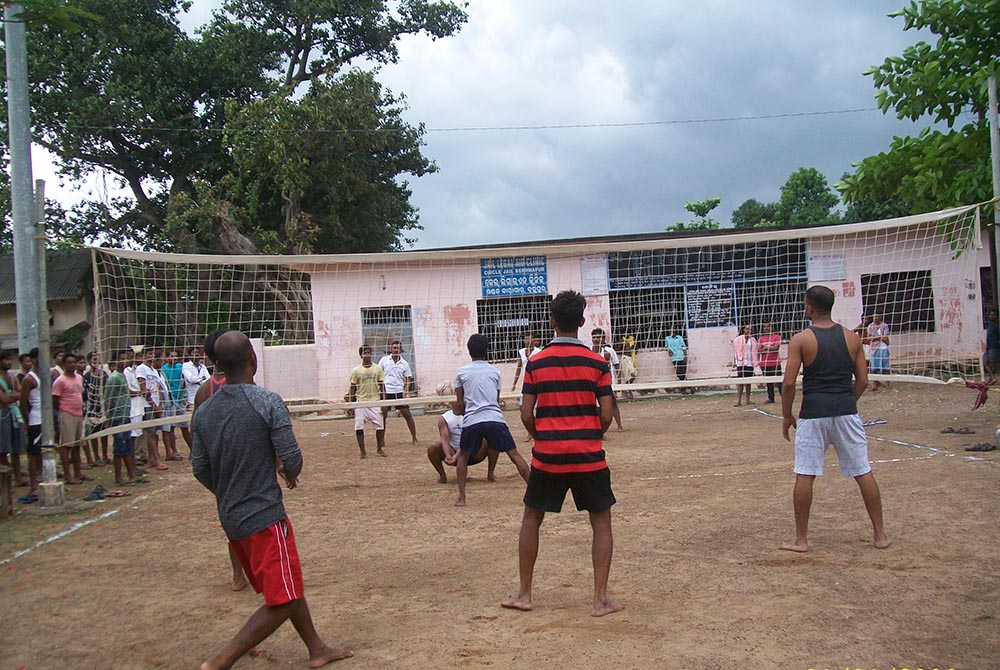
[609,287,686,350]
[734,279,809,340]
[861,271,935,333]
[476,295,552,360]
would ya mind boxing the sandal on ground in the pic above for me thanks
[17,492,38,504]
[965,443,996,452]
[104,490,131,498]
[83,484,107,501]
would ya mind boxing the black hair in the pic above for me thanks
[550,290,586,332]
[805,285,835,314]
[359,345,372,356]
[467,334,488,360]
[203,329,229,364]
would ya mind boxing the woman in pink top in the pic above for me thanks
[733,325,759,407]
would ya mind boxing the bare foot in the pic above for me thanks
[616,426,625,432]
[487,474,497,482]
[734,402,742,407]
[780,541,809,553]
[500,594,533,611]
[453,497,466,507]
[231,575,248,592]
[359,452,367,459]
[411,438,419,445]
[592,597,624,617]
[437,475,448,484]
[308,645,354,668]
[874,535,892,549]
[376,449,388,457]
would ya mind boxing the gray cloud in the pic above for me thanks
[376,1,932,249]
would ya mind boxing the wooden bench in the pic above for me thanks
[0,464,12,520]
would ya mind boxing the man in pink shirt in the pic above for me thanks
[758,323,783,404]
[52,352,86,485]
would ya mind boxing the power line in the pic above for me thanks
[62,107,882,136]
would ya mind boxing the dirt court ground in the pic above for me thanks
[1,383,997,670]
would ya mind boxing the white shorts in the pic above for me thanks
[354,407,384,431]
[794,414,872,478]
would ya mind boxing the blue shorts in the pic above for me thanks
[871,348,890,374]
[110,418,133,457]
[460,421,515,454]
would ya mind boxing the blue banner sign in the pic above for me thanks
[481,255,548,297]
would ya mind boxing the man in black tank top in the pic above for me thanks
[779,285,890,552]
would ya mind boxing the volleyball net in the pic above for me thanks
[85,202,987,426]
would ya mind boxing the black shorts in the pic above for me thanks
[524,467,616,513]
[383,392,409,410]
[460,421,515,454]
[27,424,42,456]
[736,366,755,378]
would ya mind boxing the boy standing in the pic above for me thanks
[192,331,351,669]
[503,290,622,617]
[349,345,386,458]
[105,352,142,485]
[52,352,85,485]
[451,334,530,507]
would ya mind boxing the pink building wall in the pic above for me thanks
[256,214,987,402]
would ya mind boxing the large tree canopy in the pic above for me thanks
[837,0,999,217]
[730,167,839,228]
[2,0,467,254]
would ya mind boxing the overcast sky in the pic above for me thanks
[34,0,935,251]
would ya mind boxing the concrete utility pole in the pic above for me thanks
[990,76,1000,311]
[5,4,40,354]
[34,180,62,506]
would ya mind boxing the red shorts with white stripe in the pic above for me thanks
[229,519,304,606]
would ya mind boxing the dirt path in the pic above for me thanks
[1,384,997,669]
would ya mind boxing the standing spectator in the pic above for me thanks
[191,331,352,670]
[664,327,690,394]
[160,349,187,456]
[378,340,418,444]
[123,348,147,465]
[780,285,890,552]
[135,349,166,470]
[349,345,386,458]
[451,334,530,507]
[511,333,542,396]
[503,290,622,617]
[867,314,891,392]
[52,352,86,485]
[758,323,783,404]
[182,347,210,446]
[104,351,142,486]
[18,348,43,494]
[733,325,759,407]
[16,352,32,384]
[591,328,624,431]
[618,334,637,400]
[984,309,999,382]
[83,352,109,466]
[0,350,26,487]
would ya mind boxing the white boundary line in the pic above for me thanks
[1,484,176,565]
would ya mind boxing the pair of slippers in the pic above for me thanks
[941,427,975,434]
[965,443,996,452]
[17,491,38,504]
[83,484,108,501]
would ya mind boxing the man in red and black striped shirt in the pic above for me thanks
[501,290,623,617]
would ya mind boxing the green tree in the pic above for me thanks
[4,0,468,254]
[837,0,998,216]
[731,198,779,229]
[778,167,840,226]
[667,197,722,232]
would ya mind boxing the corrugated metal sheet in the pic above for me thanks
[0,249,92,305]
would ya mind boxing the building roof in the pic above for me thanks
[0,248,92,305]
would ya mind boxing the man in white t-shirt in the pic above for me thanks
[591,328,624,431]
[123,349,148,462]
[426,402,497,484]
[135,349,166,470]
[378,341,418,444]
[182,348,210,406]
[510,333,543,393]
